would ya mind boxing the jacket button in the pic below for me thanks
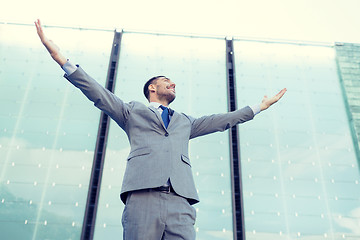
[165,133,169,137]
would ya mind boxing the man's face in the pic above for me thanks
[153,77,176,104]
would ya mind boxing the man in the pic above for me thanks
[35,19,286,240]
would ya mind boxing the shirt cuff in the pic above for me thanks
[62,60,77,76]
[250,104,261,116]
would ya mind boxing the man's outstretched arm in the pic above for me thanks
[35,19,132,128]
[189,88,287,139]
[34,19,67,66]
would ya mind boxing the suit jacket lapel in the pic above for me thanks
[167,109,179,129]
[148,106,167,130]
[148,106,178,131]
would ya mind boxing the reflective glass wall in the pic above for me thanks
[234,41,360,239]
[336,43,360,153]
[94,33,234,240]
[0,24,113,239]
[1,23,360,240]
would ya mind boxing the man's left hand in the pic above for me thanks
[260,88,287,111]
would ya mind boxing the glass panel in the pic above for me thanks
[94,33,233,239]
[336,43,360,156]
[0,24,113,239]
[234,41,360,239]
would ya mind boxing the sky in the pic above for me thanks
[1,0,360,43]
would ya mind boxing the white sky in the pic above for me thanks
[1,0,360,43]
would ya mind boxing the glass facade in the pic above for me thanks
[93,33,233,240]
[0,24,113,239]
[336,43,360,155]
[1,23,360,240]
[234,41,360,239]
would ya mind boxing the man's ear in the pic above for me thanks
[148,84,156,93]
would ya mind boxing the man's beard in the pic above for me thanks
[157,87,176,104]
[165,93,176,104]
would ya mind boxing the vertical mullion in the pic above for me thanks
[226,38,245,240]
[80,30,122,240]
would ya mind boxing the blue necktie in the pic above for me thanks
[160,105,170,128]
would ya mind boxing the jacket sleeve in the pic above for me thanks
[188,106,254,139]
[64,66,133,129]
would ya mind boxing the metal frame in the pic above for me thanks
[80,30,123,240]
[334,43,360,170]
[1,22,334,46]
[226,38,246,240]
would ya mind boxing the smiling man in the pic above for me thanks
[35,19,286,240]
[144,76,176,106]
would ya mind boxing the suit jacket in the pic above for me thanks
[65,67,254,204]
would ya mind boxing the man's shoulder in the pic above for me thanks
[127,101,151,111]
[175,111,194,122]
[130,101,147,107]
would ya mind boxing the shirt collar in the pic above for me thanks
[149,102,163,109]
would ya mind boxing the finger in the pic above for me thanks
[262,95,268,103]
[276,88,286,98]
[279,88,287,97]
[35,20,47,42]
[34,20,39,30]
[37,19,44,32]
[35,20,41,33]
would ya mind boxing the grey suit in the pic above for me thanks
[65,66,254,239]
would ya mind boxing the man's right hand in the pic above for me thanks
[35,19,67,66]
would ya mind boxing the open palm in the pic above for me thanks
[260,88,287,111]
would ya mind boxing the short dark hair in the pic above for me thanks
[143,76,166,100]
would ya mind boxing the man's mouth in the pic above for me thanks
[168,87,175,93]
